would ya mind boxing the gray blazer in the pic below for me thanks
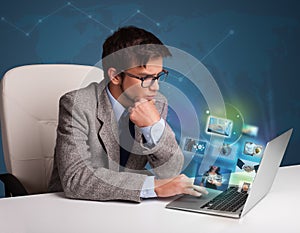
[48,80,184,202]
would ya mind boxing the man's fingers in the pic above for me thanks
[132,98,149,108]
[184,188,202,197]
[192,185,209,195]
[183,185,208,197]
[136,98,147,105]
[183,178,208,195]
[140,98,147,102]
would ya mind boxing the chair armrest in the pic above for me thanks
[0,173,28,197]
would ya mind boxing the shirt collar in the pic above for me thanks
[106,87,125,122]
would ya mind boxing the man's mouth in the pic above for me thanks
[146,95,155,100]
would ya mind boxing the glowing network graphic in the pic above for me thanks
[0,2,160,37]
[0,1,234,62]
[0,1,235,83]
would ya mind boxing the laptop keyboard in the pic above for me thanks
[201,187,248,212]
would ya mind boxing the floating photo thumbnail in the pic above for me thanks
[194,165,231,191]
[238,182,251,193]
[242,124,259,137]
[206,116,233,137]
[243,142,263,157]
[216,143,237,161]
[219,143,232,156]
[230,158,259,187]
[183,138,207,155]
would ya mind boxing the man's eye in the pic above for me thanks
[143,75,154,80]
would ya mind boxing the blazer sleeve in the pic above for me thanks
[54,91,147,203]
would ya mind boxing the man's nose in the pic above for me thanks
[149,79,159,91]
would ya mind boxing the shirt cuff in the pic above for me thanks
[140,118,165,145]
[140,176,157,198]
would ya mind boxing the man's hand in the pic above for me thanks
[129,98,160,127]
[154,174,208,197]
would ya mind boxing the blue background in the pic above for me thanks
[0,0,299,197]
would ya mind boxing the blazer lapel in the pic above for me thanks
[96,81,120,171]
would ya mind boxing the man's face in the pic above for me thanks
[120,57,163,103]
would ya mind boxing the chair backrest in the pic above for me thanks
[0,64,103,194]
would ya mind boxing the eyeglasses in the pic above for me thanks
[121,69,169,88]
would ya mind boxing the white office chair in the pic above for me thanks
[0,64,103,196]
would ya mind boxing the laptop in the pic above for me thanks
[166,128,293,218]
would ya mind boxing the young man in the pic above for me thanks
[48,26,205,202]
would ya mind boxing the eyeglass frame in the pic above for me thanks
[120,69,169,88]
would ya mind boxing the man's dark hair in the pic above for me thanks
[102,26,171,80]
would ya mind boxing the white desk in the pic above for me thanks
[0,165,299,233]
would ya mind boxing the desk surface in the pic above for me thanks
[1,165,299,233]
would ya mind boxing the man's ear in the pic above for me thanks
[107,68,121,85]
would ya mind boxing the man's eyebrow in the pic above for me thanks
[137,70,163,76]
[137,73,154,76]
